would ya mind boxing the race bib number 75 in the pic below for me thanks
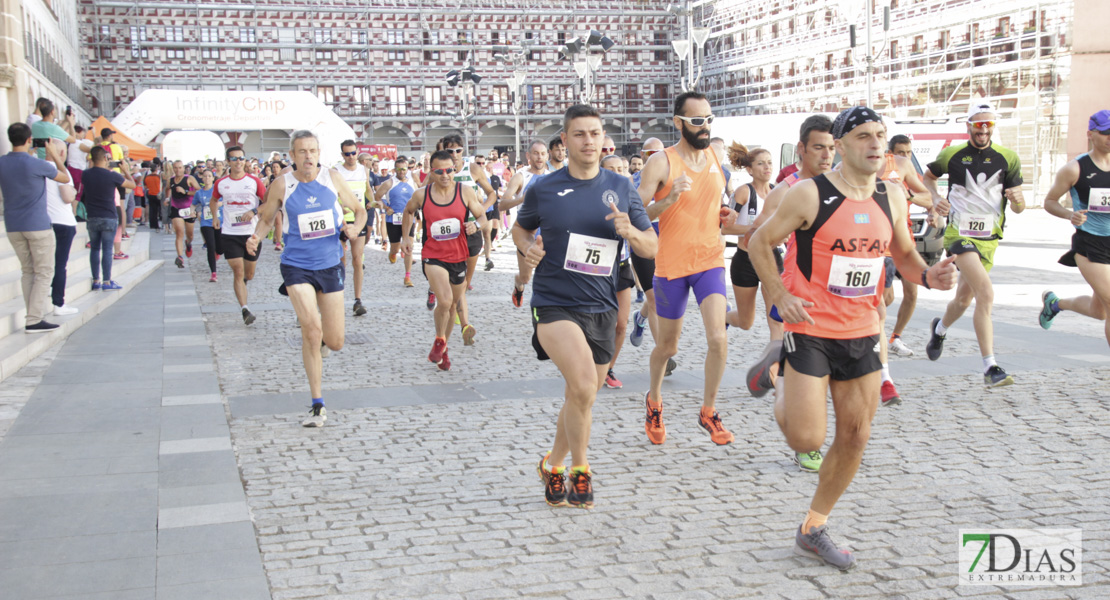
[564,233,618,276]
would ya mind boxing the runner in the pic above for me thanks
[374,160,417,287]
[520,104,656,508]
[499,140,551,307]
[336,140,371,316]
[439,134,496,345]
[166,161,200,269]
[477,154,499,272]
[637,91,738,446]
[742,114,834,472]
[923,102,1025,387]
[247,130,367,427]
[600,154,637,389]
[547,138,568,172]
[748,106,958,570]
[1039,109,1110,347]
[193,170,221,282]
[400,150,487,371]
[211,145,267,326]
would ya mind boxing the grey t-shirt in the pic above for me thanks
[0,151,57,232]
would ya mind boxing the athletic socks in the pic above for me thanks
[801,509,828,534]
[543,457,565,474]
[311,398,324,408]
[570,465,590,475]
[634,312,648,327]
[880,364,891,384]
[405,271,410,278]
[982,355,997,373]
[935,320,948,336]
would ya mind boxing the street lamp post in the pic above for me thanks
[494,44,532,163]
[560,30,615,104]
[667,2,711,91]
[446,54,483,154]
[849,1,891,107]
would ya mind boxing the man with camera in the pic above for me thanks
[30,100,76,160]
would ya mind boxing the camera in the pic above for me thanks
[109,160,122,168]
[32,138,47,148]
[65,105,73,117]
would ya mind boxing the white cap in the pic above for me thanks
[967,101,995,121]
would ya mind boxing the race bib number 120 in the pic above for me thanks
[564,233,618,276]
[298,209,336,240]
[827,255,883,298]
[958,212,993,238]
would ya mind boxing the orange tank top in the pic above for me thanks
[652,146,727,279]
[782,174,894,339]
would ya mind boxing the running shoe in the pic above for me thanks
[925,317,945,361]
[428,337,446,364]
[302,405,326,428]
[209,272,217,283]
[698,410,735,445]
[512,285,524,308]
[121,232,130,239]
[536,454,567,507]
[629,310,646,347]
[604,370,622,389]
[985,365,1014,388]
[404,275,413,288]
[794,524,855,571]
[467,284,473,291]
[644,392,666,445]
[454,313,461,326]
[793,450,823,472]
[725,303,733,331]
[437,349,451,371]
[52,305,78,316]
[185,242,192,258]
[746,340,781,398]
[91,281,102,291]
[175,256,184,268]
[462,324,476,346]
[353,299,367,317]
[1039,290,1060,330]
[274,243,283,251]
[113,252,129,260]
[567,469,593,509]
[484,259,494,271]
[880,380,902,407]
[426,290,436,310]
[388,253,397,264]
[242,307,256,326]
[889,335,914,357]
[320,342,331,359]
[635,290,645,304]
[101,280,122,291]
[665,357,677,377]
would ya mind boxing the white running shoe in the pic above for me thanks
[889,336,914,357]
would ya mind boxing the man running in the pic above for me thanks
[637,91,737,446]
[499,140,551,307]
[547,138,568,171]
[336,140,371,316]
[248,130,367,427]
[923,102,1025,387]
[600,154,637,389]
[1039,109,1110,346]
[211,145,267,325]
[884,134,934,357]
[375,160,417,287]
[521,104,656,509]
[748,106,958,570]
[400,150,487,371]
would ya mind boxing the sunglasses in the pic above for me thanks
[643,149,660,158]
[602,147,615,153]
[676,115,714,127]
[227,156,246,162]
[432,167,456,175]
[475,160,486,165]
[969,120,995,129]
[342,151,358,157]
[446,148,465,154]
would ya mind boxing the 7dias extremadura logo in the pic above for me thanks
[959,529,1082,586]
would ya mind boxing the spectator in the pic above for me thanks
[30,99,76,160]
[82,146,135,291]
[0,123,71,332]
[45,140,80,316]
[26,97,49,127]
[66,125,94,205]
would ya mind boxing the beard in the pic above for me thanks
[681,123,711,150]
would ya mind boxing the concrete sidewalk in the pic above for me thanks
[0,252,269,599]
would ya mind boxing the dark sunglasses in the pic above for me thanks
[475,160,486,165]
[432,167,456,175]
[227,156,246,162]
[342,151,358,157]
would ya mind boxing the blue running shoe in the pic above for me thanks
[1039,290,1060,330]
[629,309,646,347]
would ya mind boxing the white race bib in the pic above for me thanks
[177,206,194,219]
[1089,188,1110,213]
[957,212,993,238]
[826,255,883,298]
[298,209,337,240]
[430,217,460,241]
[563,233,619,276]
[229,210,254,228]
[202,206,213,221]
[391,212,404,225]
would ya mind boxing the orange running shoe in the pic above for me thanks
[644,392,666,445]
[567,469,593,509]
[698,410,735,445]
[536,454,567,507]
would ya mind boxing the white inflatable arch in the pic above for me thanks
[110,90,356,165]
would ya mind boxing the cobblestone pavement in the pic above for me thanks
[187,211,1108,598]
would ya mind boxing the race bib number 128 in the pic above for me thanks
[298,209,336,240]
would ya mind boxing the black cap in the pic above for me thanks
[101,127,115,138]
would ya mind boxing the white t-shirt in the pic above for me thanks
[67,140,93,170]
[213,174,266,236]
[46,180,78,227]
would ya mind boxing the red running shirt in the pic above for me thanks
[420,183,469,263]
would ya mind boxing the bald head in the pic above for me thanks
[642,137,664,152]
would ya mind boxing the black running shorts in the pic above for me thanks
[778,331,881,381]
[617,260,635,292]
[630,253,655,291]
[422,258,467,286]
[531,306,617,366]
[1060,229,1110,266]
[466,228,483,258]
[730,247,784,288]
[220,234,259,262]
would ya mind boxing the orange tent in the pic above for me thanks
[82,116,158,161]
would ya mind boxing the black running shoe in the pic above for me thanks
[353,299,367,317]
[567,470,594,509]
[536,454,567,507]
[242,307,256,326]
[925,317,945,361]
[175,256,184,268]
[985,365,1014,388]
[664,357,677,377]
[484,258,494,271]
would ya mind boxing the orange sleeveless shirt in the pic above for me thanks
[652,146,727,279]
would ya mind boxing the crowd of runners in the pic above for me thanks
[18,92,1110,572]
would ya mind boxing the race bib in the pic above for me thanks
[957,212,993,238]
[177,206,194,219]
[298,209,336,240]
[430,217,460,241]
[1088,188,1110,213]
[391,212,404,225]
[202,206,213,221]
[564,233,618,276]
[827,255,883,298]
[230,210,254,228]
